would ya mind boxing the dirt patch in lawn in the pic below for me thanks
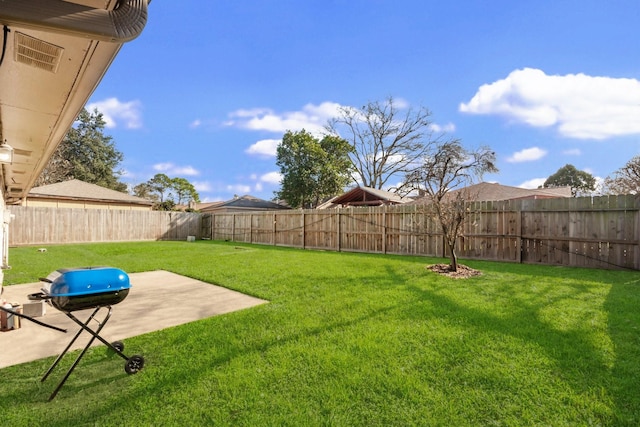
[427,263,483,279]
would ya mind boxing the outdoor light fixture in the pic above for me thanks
[0,141,14,164]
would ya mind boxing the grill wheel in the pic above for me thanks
[125,355,145,374]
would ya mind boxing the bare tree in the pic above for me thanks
[602,155,640,195]
[326,97,436,190]
[406,140,497,271]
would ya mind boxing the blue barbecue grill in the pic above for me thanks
[28,266,145,401]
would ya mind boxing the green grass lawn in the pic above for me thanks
[1,241,639,426]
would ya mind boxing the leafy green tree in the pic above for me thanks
[155,199,176,211]
[147,173,173,204]
[602,155,640,195]
[172,177,200,205]
[276,130,353,208]
[132,182,158,202]
[136,173,199,210]
[36,108,127,192]
[543,164,596,196]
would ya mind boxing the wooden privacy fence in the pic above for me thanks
[204,195,640,270]
[8,196,639,270]
[8,206,202,246]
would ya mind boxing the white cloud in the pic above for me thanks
[226,184,252,194]
[594,176,605,194]
[152,162,199,176]
[459,68,640,140]
[192,181,211,192]
[393,97,410,109]
[260,171,282,184]
[87,97,142,129]
[506,147,547,163]
[519,178,546,189]
[228,108,272,119]
[246,139,281,157]
[563,148,581,156]
[152,162,172,171]
[173,166,199,176]
[430,122,456,133]
[200,196,224,203]
[189,119,202,129]
[226,102,343,134]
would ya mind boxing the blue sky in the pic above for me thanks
[87,1,640,202]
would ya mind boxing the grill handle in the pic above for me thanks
[28,291,50,301]
[0,304,66,333]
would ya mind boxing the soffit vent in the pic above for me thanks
[13,148,33,158]
[14,32,64,73]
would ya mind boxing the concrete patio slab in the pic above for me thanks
[0,270,267,368]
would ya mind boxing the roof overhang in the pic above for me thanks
[0,0,149,204]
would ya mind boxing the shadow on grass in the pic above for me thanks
[5,298,401,426]
[402,276,640,424]
[603,275,640,425]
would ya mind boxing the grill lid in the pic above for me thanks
[47,267,130,298]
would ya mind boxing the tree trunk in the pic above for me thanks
[447,239,458,272]
[449,248,458,272]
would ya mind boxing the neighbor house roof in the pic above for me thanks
[27,179,153,206]
[409,182,572,204]
[318,187,409,208]
[198,195,290,213]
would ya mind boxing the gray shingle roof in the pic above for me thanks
[28,179,152,205]
[408,182,572,204]
[198,195,290,212]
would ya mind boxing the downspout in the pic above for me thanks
[0,0,148,43]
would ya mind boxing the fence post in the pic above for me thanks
[382,206,387,254]
[232,214,236,242]
[272,213,277,246]
[516,206,523,264]
[302,211,306,249]
[635,195,640,270]
[250,214,253,244]
[337,211,341,252]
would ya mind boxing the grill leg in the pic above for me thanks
[44,306,113,401]
[41,306,102,383]
[64,306,130,361]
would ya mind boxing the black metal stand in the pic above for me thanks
[0,304,67,333]
[41,305,144,401]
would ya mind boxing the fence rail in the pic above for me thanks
[8,206,202,246]
[204,195,640,270]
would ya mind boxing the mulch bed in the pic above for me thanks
[427,263,483,279]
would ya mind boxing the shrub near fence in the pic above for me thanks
[204,195,640,270]
[9,206,202,246]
